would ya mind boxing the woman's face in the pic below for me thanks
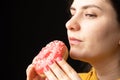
[66,0,120,62]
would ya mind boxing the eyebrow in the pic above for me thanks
[70,5,103,11]
[83,5,102,10]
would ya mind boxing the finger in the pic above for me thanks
[33,76,45,80]
[26,64,34,75]
[56,58,81,80]
[49,62,71,80]
[26,64,40,80]
[33,76,40,80]
[44,68,58,80]
[26,64,35,80]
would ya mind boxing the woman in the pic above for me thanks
[26,0,120,80]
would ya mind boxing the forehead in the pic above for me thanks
[71,0,110,8]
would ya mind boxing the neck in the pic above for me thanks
[91,53,120,80]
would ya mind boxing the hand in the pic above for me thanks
[26,64,47,80]
[44,57,82,80]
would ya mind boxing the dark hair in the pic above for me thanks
[110,0,120,22]
[66,0,73,19]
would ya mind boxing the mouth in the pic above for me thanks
[68,37,83,45]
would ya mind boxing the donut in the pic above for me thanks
[32,40,68,77]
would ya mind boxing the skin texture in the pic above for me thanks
[26,0,120,80]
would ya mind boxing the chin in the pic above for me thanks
[69,50,91,62]
[69,50,83,60]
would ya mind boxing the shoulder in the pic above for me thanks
[78,72,92,80]
[78,68,98,80]
[78,68,120,80]
[78,73,89,79]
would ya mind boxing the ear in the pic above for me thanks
[118,26,120,45]
[119,36,120,45]
[119,40,120,45]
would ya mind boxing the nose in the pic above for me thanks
[65,17,80,31]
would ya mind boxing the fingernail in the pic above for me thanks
[44,66,50,72]
[48,60,54,65]
[56,56,63,62]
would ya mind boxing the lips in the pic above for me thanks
[68,37,82,45]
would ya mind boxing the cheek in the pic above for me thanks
[82,18,119,55]
[82,16,119,41]
[82,20,108,41]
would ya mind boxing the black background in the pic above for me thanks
[2,0,89,80]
